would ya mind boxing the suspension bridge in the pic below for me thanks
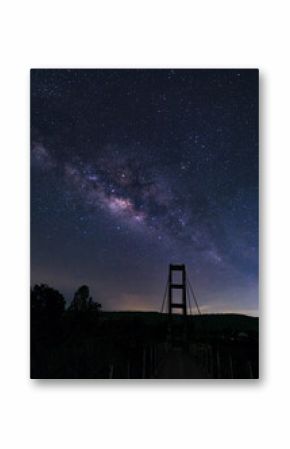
[154,264,209,378]
[103,263,258,379]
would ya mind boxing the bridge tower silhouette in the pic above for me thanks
[160,264,201,347]
[161,263,201,317]
[168,264,187,316]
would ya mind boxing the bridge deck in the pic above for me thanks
[155,348,209,379]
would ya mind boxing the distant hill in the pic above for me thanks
[101,311,258,329]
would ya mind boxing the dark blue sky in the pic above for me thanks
[31,69,258,315]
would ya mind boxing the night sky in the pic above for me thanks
[31,69,258,315]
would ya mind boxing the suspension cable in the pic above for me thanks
[187,277,201,315]
[186,280,192,315]
[160,277,169,313]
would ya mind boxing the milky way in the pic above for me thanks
[31,69,258,315]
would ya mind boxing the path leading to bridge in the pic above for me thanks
[155,348,209,379]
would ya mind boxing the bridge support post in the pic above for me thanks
[167,264,188,348]
[168,264,187,316]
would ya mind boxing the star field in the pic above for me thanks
[31,69,258,314]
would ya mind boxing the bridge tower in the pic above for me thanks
[168,264,187,316]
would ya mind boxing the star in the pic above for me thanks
[31,68,258,315]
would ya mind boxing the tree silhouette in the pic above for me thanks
[69,285,102,313]
[88,296,102,312]
[31,284,65,320]
[31,284,65,378]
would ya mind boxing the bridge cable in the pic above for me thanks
[186,281,192,315]
[160,277,169,313]
[187,277,201,315]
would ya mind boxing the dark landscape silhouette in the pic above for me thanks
[31,267,259,379]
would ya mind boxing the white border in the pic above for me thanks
[0,1,288,448]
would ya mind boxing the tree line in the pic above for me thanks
[31,283,102,317]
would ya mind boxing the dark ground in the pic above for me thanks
[31,309,259,379]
